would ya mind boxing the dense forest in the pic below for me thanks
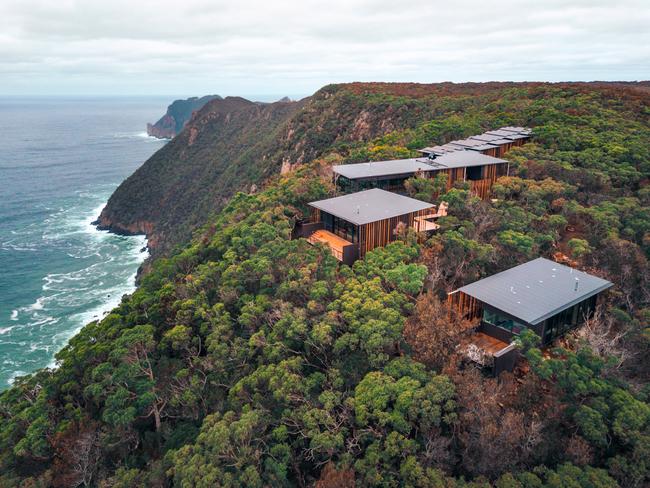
[1,82,649,487]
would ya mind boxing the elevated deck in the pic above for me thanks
[471,332,510,355]
[414,214,441,231]
[307,229,355,263]
[460,332,518,374]
[413,202,447,232]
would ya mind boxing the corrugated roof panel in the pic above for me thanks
[432,151,507,168]
[418,127,532,155]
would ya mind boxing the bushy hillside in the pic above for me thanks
[2,82,649,487]
[98,96,303,257]
[99,82,650,262]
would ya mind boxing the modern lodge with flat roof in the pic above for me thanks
[333,151,509,200]
[448,257,613,374]
[293,189,439,264]
[418,126,532,159]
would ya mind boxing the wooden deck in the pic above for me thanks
[414,214,441,231]
[459,332,512,368]
[307,229,353,261]
[413,202,447,232]
[471,332,510,355]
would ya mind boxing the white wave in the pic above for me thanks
[1,241,38,252]
[112,131,164,142]
[28,297,45,311]
[31,316,59,328]
[2,192,149,386]
[50,266,141,350]
[8,371,27,386]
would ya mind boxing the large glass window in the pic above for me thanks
[542,296,597,343]
[483,308,528,335]
[466,165,485,181]
[337,176,355,193]
[322,212,356,243]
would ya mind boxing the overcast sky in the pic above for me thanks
[1,0,649,97]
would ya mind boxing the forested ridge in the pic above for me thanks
[1,83,649,487]
[99,81,649,260]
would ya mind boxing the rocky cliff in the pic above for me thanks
[98,95,305,257]
[146,94,222,139]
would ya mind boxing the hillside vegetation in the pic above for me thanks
[1,82,649,487]
[102,81,649,260]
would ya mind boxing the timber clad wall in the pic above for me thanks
[443,167,466,190]
[309,208,432,259]
[357,208,430,258]
[312,208,322,225]
[436,161,509,200]
[500,138,526,156]
[447,291,482,321]
[470,179,492,200]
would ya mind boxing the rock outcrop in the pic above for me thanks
[146,95,222,139]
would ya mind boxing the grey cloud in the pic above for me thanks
[0,0,648,95]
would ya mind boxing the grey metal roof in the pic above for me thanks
[439,143,465,152]
[470,134,504,143]
[308,188,434,226]
[447,138,487,149]
[431,151,507,169]
[332,151,507,181]
[485,130,522,138]
[332,158,436,180]
[467,143,499,152]
[455,257,613,325]
[418,144,465,156]
[500,126,532,134]
[487,138,517,145]
[503,134,529,141]
[418,126,531,155]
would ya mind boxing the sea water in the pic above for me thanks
[0,97,168,388]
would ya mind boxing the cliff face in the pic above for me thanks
[146,95,222,139]
[98,95,305,256]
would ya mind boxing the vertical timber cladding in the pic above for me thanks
[440,162,509,200]
[470,179,492,200]
[481,147,498,157]
[357,209,430,257]
[444,168,466,191]
[447,291,482,321]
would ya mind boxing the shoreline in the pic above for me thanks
[3,202,149,388]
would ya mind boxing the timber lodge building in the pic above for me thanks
[294,126,614,374]
[333,126,530,199]
[333,151,509,200]
[298,126,532,265]
[449,258,613,374]
[293,189,441,265]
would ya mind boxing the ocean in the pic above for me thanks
[0,97,168,388]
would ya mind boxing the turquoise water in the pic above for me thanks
[0,97,167,388]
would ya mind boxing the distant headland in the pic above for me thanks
[146,94,222,139]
